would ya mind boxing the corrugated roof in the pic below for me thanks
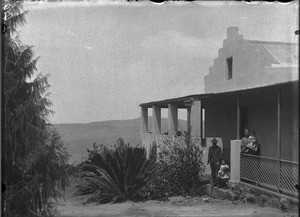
[249,40,298,66]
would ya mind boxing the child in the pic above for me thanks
[246,131,258,154]
[242,131,257,154]
[217,159,230,189]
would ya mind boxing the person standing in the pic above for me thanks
[241,127,250,153]
[207,138,223,186]
[241,128,260,155]
[241,128,260,180]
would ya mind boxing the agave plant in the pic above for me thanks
[75,144,155,204]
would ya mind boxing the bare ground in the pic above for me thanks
[55,183,298,217]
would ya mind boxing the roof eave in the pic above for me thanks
[139,80,298,108]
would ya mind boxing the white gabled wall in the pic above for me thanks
[204,27,298,93]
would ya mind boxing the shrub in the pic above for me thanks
[74,138,155,204]
[147,131,206,199]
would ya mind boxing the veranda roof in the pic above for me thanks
[139,80,298,108]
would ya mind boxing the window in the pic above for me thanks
[226,57,233,79]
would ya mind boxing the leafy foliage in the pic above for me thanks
[74,138,155,204]
[146,131,206,199]
[2,1,70,216]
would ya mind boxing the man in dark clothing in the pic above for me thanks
[207,138,223,186]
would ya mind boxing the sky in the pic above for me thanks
[20,1,299,124]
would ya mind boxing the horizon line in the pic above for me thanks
[52,116,189,125]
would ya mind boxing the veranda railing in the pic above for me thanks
[240,153,299,197]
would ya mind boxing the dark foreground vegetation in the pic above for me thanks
[2,1,70,216]
[74,134,209,204]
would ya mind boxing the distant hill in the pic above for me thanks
[55,117,187,164]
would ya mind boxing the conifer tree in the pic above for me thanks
[1,1,70,216]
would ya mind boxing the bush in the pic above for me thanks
[74,138,155,204]
[147,131,206,199]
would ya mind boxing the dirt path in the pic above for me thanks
[55,184,298,217]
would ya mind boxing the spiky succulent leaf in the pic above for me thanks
[75,145,154,204]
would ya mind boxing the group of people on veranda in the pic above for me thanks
[207,127,260,188]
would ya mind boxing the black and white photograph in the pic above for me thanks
[1,0,299,216]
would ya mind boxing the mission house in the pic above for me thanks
[139,27,299,198]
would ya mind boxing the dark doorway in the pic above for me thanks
[240,106,248,137]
